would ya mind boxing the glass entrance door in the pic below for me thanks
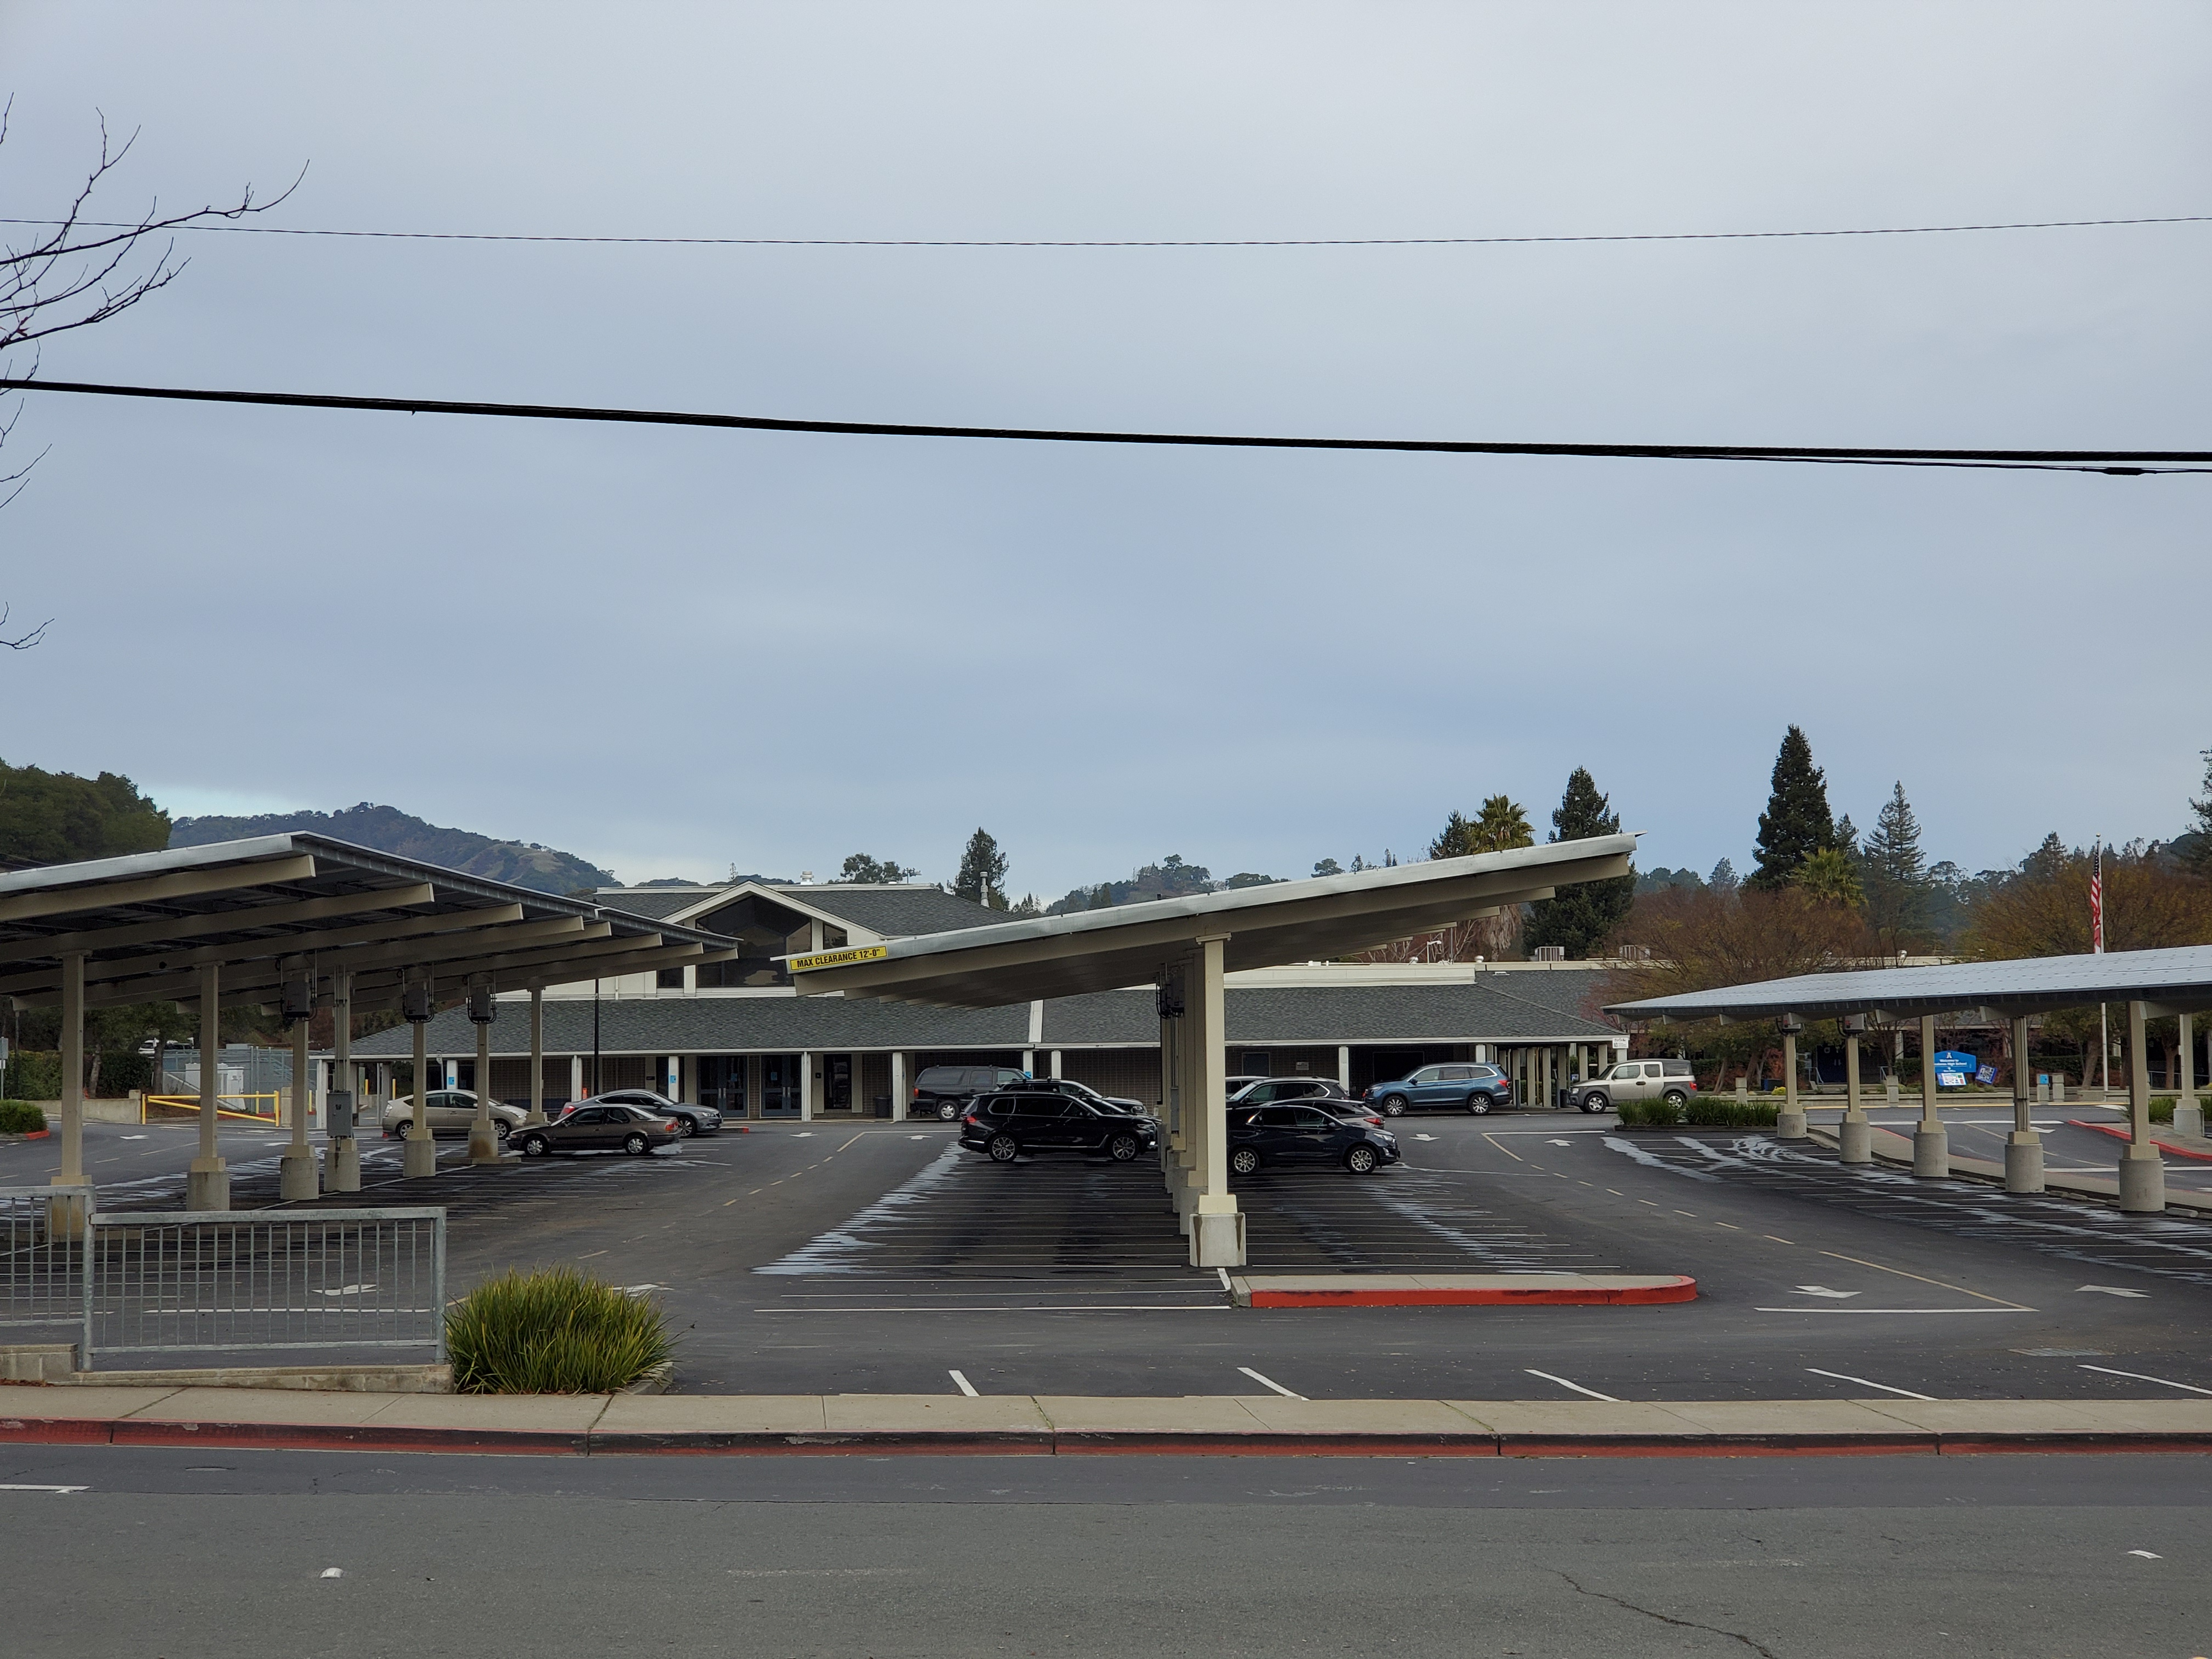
[761,1054,802,1118]
[698,1056,747,1118]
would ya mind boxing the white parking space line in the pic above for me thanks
[2079,1363,2212,1396]
[1524,1368,1619,1402]
[1237,1366,1305,1400]
[0,1483,88,1493]
[1217,1268,1233,1293]
[1805,1367,1935,1400]
[948,1369,980,1397]
[320,1567,344,1578]
[1754,1306,2030,1314]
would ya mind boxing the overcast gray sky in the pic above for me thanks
[4,3,2207,897]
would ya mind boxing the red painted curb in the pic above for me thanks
[108,1419,591,1455]
[1247,1277,1697,1309]
[2066,1119,2212,1162]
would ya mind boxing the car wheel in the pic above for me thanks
[623,1132,650,1156]
[1345,1144,1379,1174]
[674,1116,696,1137]
[1378,1094,1407,1117]
[988,1133,1021,1163]
[1663,1089,1688,1107]
[1582,1091,1610,1114]
[1466,1092,1491,1116]
[519,1133,548,1158]
[494,1119,512,1141]
[1107,1133,1141,1162]
[1230,1146,1261,1176]
[937,1099,960,1121]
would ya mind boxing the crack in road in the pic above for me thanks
[1556,1570,1781,1657]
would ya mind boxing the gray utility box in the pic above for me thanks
[326,1090,355,1137]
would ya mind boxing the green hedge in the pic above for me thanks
[1,1051,61,1101]
[1617,1096,1781,1130]
[446,1267,674,1394]
[0,1100,49,1133]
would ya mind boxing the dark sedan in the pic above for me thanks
[960,1091,1161,1164]
[515,1102,681,1158]
[568,1088,723,1137]
[1228,1103,1400,1175]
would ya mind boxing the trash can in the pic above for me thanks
[873,1094,893,1120]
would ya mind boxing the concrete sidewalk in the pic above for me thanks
[3,1385,2208,1456]
[1229,1273,1697,1308]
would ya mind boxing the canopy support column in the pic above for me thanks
[328,968,361,1192]
[1837,1019,1871,1164]
[799,1052,814,1121]
[1776,1017,1805,1140]
[2005,1014,2045,1192]
[468,980,499,1165]
[2176,1012,2202,1139]
[1912,1014,1950,1177]
[404,973,438,1179]
[1187,933,1243,1269]
[890,1050,906,1121]
[54,951,86,1189]
[187,962,230,1210]
[2119,999,2166,1212]
[280,970,319,1201]
[525,987,548,1126]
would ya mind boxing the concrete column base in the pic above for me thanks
[45,1185,90,1235]
[279,1149,319,1202]
[2176,1102,2204,1139]
[467,1125,500,1164]
[1775,1108,1807,1141]
[1837,1117,1872,1164]
[327,1137,362,1193]
[403,1136,438,1179]
[2004,1133,2045,1194]
[2119,1148,2166,1214]
[1912,1125,1950,1178]
[1190,1206,1245,1268]
[186,1160,230,1212]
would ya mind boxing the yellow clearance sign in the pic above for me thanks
[788,943,890,973]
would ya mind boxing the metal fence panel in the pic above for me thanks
[82,1208,445,1366]
[0,1185,92,1333]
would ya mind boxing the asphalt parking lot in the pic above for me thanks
[11,1105,2212,1405]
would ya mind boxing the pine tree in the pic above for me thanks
[953,828,1009,907]
[1748,726,1837,891]
[1709,856,1739,891]
[2185,749,2212,876]
[1429,812,1476,859]
[1524,767,1637,957]
[1861,782,1928,943]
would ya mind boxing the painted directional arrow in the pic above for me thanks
[1793,1285,1860,1299]
[1412,1133,1439,1141]
[1548,1138,1573,1146]
[2077,1284,2151,1297]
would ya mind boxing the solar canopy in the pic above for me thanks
[1606,944,2212,1025]
[0,834,739,1013]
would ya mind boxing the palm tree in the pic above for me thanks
[1471,794,1534,853]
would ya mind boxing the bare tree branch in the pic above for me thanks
[0,102,298,651]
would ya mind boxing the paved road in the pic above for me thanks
[1,1444,2202,1657]
[12,1114,2212,1405]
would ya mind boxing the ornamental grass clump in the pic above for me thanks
[1617,1097,1780,1130]
[0,1100,48,1133]
[446,1267,674,1394]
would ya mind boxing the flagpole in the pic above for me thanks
[2094,834,2109,1098]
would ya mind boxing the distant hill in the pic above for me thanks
[169,802,617,895]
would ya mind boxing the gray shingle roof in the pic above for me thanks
[350,978,1620,1057]
[768,885,1002,938]
[591,888,715,921]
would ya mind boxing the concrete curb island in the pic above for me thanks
[3,1386,2209,1457]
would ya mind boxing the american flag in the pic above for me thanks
[2089,837,2104,954]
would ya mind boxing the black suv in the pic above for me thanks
[1023,1076,1150,1114]
[1228,1103,1400,1175]
[960,1091,1161,1164]
[911,1064,1029,1121]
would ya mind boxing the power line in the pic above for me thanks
[2,377,2202,474]
[4,214,2210,250]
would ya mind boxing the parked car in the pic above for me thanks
[1023,1076,1149,1115]
[568,1089,722,1137]
[380,1090,527,1141]
[514,1102,680,1157]
[960,1091,1161,1163]
[1228,1104,1400,1175]
[1227,1077,1352,1107]
[912,1064,1030,1121]
[1569,1059,1696,1114]
[1364,1064,1514,1117]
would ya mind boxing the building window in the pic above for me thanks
[656,968,685,990]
